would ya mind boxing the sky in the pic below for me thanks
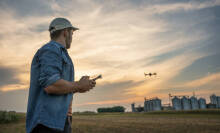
[0,0,220,112]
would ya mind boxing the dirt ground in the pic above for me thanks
[0,110,220,133]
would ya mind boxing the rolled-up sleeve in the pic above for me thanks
[38,46,62,88]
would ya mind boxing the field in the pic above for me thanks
[0,110,220,133]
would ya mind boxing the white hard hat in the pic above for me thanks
[49,17,79,33]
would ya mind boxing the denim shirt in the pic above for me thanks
[26,41,74,133]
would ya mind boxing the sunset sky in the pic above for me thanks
[0,0,220,112]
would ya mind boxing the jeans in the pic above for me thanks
[31,116,72,133]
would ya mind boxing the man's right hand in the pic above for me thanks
[76,76,96,93]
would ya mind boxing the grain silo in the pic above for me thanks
[172,96,182,110]
[210,94,217,105]
[149,100,153,111]
[144,101,147,112]
[198,98,206,109]
[153,98,162,111]
[181,96,191,110]
[144,100,148,112]
[146,100,151,112]
[190,96,199,110]
[217,96,220,108]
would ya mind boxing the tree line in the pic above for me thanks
[97,106,125,113]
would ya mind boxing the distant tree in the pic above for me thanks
[0,110,19,123]
[97,106,126,113]
[82,111,96,114]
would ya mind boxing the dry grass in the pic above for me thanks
[0,110,220,133]
[72,111,220,133]
[0,113,26,133]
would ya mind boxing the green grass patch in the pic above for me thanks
[0,111,20,124]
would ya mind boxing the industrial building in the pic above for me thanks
[131,97,162,112]
[210,94,220,108]
[171,95,207,111]
[181,96,191,110]
[198,98,206,109]
[131,94,220,112]
[172,96,182,110]
[190,96,199,110]
[144,97,162,112]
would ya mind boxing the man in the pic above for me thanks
[26,18,96,133]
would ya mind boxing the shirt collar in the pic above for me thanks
[50,40,66,50]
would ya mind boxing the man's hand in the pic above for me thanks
[77,76,96,93]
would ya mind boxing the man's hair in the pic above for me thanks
[49,27,72,40]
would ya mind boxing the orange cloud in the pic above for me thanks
[0,84,29,92]
[74,96,144,106]
[0,72,29,92]
[184,72,220,88]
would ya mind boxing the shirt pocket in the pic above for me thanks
[62,55,72,80]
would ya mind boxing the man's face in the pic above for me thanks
[65,29,73,49]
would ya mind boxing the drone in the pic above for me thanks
[144,72,157,77]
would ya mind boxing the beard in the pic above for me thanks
[65,39,70,49]
[65,34,72,49]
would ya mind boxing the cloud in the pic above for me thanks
[73,79,145,105]
[0,0,216,86]
[125,51,207,96]
[74,96,144,106]
[0,63,29,92]
[0,0,55,17]
[151,72,220,99]
[183,72,220,88]
[68,71,220,111]
[98,80,144,90]
[172,53,220,83]
[146,0,220,14]
[72,79,146,112]
[28,23,49,33]
[0,60,30,92]
[0,0,219,112]
[0,63,20,87]
[144,45,194,66]
[0,89,28,112]
[0,84,29,92]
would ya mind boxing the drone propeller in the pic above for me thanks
[144,72,157,77]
